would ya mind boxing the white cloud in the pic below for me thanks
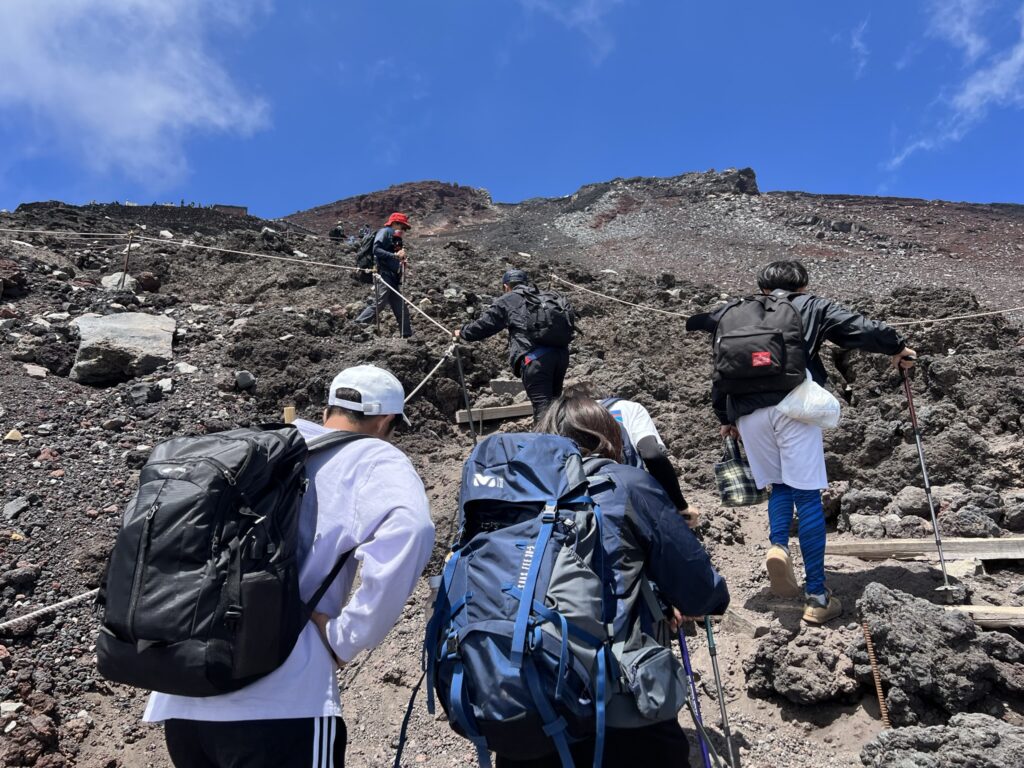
[926,0,990,63]
[0,0,270,187]
[888,3,1024,169]
[851,18,870,78]
[518,0,625,63]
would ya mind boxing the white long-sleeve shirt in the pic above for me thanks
[144,419,434,722]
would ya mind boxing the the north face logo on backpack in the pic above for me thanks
[751,351,772,367]
[472,473,504,488]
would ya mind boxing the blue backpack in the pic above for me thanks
[424,434,611,768]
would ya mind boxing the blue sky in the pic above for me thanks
[1,1,1023,218]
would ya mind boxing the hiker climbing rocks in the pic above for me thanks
[355,212,413,337]
[687,260,916,625]
[535,394,729,765]
[454,268,576,420]
[142,364,434,767]
[598,394,700,528]
[328,221,345,241]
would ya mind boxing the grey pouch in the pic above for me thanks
[620,642,689,721]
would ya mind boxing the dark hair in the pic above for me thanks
[535,394,623,462]
[757,261,809,292]
[325,387,372,422]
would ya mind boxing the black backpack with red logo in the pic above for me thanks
[712,293,806,395]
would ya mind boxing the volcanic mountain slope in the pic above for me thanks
[0,168,1022,768]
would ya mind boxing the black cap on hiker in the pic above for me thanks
[502,269,529,286]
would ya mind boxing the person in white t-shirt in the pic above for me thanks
[144,365,435,768]
[598,396,700,528]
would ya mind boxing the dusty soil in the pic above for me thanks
[1,170,1023,768]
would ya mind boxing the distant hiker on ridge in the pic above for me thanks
[355,212,413,338]
[687,260,916,625]
[454,268,577,421]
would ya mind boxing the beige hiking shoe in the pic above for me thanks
[803,590,843,625]
[765,544,802,598]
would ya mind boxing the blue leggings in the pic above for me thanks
[768,483,826,596]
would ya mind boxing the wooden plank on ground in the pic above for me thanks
[793,537,1024,562]
[456,403,534,424]
[944,605,1024,629]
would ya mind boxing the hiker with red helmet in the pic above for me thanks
[355,213,413,337]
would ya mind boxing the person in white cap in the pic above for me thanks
[144,364,435,768]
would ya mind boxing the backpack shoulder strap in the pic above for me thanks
[302,431,374,616]
[306,430,373,454]
[600,397,622,409]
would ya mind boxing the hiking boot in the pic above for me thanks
[765,544,801,598]
[802,590,843,624]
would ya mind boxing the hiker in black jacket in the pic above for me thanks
[355,212,413,337]
[687,261,915,625]
[531,394,729,767]
[455,269,571,420]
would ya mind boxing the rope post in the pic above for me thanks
[453,345,478,445]
[118,230,134,289]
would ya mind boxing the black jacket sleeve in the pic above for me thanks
[460,294,512,342]
[814,297,907,355]
[635,435,688,510]
[627,471,730,616]
[373,228,402,276]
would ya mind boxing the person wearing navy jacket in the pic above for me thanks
[521,393,729,768]
[355,212,413,337]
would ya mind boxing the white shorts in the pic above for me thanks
[736,406,828,491]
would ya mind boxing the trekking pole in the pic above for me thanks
[900,360,955,595]
[452,344,478,445]
[373,272,381,334]
[117,230,134,289]
[401,259,408,337]
[678,630,712,768]
[704,617,736,768]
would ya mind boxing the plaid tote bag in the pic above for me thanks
[714,437,768,507]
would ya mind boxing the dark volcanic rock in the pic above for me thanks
[860,712,1024,767]
[853,584,1024,726]
[744,624,860,705]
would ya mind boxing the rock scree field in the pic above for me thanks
[1,168,1023,767]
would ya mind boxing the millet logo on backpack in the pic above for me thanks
[751,351,772,367]
[473,473,505,488]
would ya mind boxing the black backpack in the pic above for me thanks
[523,289,576,347]
[712,293,807,395]
[96,426,368,697]
[353,232,375,284]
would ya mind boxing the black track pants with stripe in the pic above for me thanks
[165,716,346,768]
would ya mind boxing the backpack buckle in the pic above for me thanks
[541,503,558,524]
[444,633,459,658]
[224,605,243,627]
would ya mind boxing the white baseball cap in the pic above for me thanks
[327,365,411,426]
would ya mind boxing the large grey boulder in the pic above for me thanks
[744,624,860,705]
[70,313,175,385]
[861,713,1024,767]
[853,583,1024,726]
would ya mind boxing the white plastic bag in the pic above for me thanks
[775,373,841,429]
